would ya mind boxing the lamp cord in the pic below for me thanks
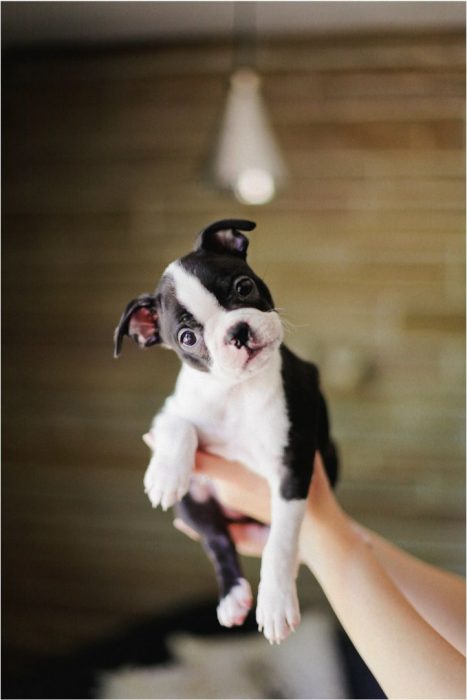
[232,1,258,71]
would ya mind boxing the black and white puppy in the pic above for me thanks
[114,219,338,645]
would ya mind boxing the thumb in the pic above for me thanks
[142,432,155,450]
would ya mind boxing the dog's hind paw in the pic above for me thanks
[217,578,253,628]
[256,583,300,644]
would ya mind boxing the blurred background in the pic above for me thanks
[2,2,465,698]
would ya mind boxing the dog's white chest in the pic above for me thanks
[166,358,289,479]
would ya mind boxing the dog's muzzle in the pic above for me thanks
[205,308,283,381]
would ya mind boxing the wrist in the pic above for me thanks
[299,498,368,578]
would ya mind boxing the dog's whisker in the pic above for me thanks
[275,309,304,333]
[276,310,314,332]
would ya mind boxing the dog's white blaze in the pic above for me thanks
[166,261,222,326]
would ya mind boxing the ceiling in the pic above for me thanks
[2,1,465,49]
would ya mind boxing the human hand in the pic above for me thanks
[142,430,270,556]
[172,449,349,566]
[172,450,271,557]
[145,428,356,568]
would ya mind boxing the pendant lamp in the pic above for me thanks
[209,4,288,205]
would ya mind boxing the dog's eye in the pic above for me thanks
[178,328,198,348]
[235,276,256,299]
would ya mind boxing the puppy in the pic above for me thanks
[114,219,338,644]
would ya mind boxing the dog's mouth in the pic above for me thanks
[226,325,269,365]
[244,342,268,364]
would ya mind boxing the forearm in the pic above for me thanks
[357,524,466,655]
[301,512,466,699]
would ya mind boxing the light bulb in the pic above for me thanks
[211,67,287,204]
[234,168,276,205]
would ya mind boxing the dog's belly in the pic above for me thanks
[199,430,262,475]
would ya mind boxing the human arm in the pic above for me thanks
[189,450,466,699]
[355,523,466,655]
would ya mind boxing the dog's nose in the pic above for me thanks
[226,322,251,349]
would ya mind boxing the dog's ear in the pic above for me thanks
[194,219,256,259]
[114,294,160,358]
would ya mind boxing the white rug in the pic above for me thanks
[97,611,347,699]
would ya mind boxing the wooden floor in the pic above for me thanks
[3,31,465,658]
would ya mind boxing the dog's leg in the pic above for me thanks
[143,413,197,511]
[175,483,253,627]
[256,473,312,645]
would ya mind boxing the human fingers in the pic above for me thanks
[173,517,200,542]
[142,432,156,450]
[228,522,270,558]
[194,451,271,523]
[173,516,269,559]
[194,451,333,523]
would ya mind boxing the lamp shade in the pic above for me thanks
[211,68,288,205]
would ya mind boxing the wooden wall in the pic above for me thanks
[3,31,465,658]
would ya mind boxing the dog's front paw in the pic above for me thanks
[144,457,191,511]
[217,578,253,628]
[256,582,300,644]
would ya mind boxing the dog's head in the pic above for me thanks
[114,219,283,382]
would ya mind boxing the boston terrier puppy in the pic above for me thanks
[114,219,338,644]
